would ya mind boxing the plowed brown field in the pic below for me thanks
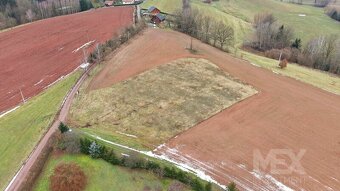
[89,28,340,191]
[0,6,133,113]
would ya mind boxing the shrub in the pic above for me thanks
[190,178,205,191]
[205,183,212,191]
[62,132,81,154]
[264,48,291,61]
[291,38,302,50]
[50,163,87,191]
[80,138,92,154]
[58,122,69,133]
[227,182,238,191]
[279,59,288,69]
[102,149,120,165]
[123,152,146,169]
[164,167,178,179]
[89,141,101,158]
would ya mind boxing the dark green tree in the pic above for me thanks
[79,0,93,12]
[291,38,302,50]
[58,122,69,133]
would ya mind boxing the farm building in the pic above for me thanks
[122,0,135,4]
[151,13,165,24]
[148,6,161,15]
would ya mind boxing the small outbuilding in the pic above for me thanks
[148,6,161,15]
[122,0,135,4]
[151,13,165,24]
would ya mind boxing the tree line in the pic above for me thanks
[247,12,340,74]
[173,8,235,52]
[0,0,93,30]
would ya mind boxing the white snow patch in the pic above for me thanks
[72,40,95,53]
[237,164,247,170]
[309,175,321,184]
[121,153,130,157]
[44,76,65,89]
[251,170,294,191]
[264,174,294,191]
[0,106,20,118]
[250,62,261,67]
[116,131,137,138]
[34,79,44,86]
[331,177,339,182]
[80,63,90,69]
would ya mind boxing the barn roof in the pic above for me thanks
[148,6,158,12]
[156,13,165,21]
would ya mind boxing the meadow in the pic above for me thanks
[142,0,340,45]
[69,58,257,149]
[0,72,80,190]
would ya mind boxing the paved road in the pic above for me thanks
[5,69,90,191]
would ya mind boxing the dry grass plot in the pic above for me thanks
[69,58,257,148]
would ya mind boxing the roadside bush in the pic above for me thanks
[62,132,81,154]
[17,132,57,191]
[279,59,288,69]
[58,122,69,133]
[50,163,87,191]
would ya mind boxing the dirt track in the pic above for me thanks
[0,6,133,113]
[90,29,340,191]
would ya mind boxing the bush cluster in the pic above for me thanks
[79,138,215,191]
[50,162,87,191]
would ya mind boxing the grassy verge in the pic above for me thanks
[34,154,192,191]
[241,51,340,95]
[0,71,81,190]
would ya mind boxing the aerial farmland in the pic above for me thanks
[1,0,340,191]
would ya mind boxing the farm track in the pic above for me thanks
[0,6,134,113]
[89,28,340,191]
